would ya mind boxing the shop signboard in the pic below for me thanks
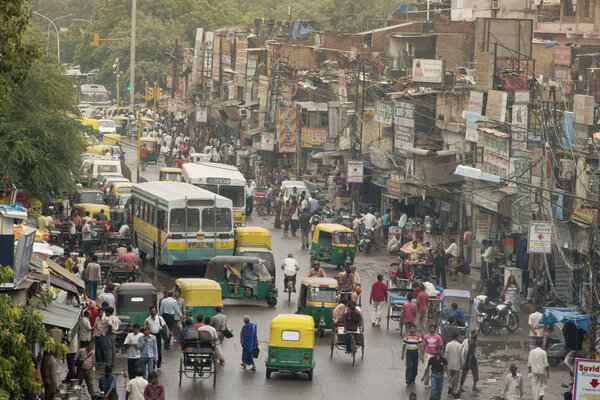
[472,194,498,213]
[486,90,508,123]
[574,94,595,125]
[386,179,402,198]
[573,358,600,399]
[528,221,552,254]
[394,101,415,156]
[475,214,490,242]
[167,98,177,113]
[301,127,328,148]
[440,201,452,213]
[412,59,443,83]
[374,101,394,125]
[195,107,208,123]
[346,161,364,183]
[278,108,297,153]
[467,91,484,114]
[261,133,274,151]
[483,133,510,177]
[370,146,391,170]
[554,46,572,67]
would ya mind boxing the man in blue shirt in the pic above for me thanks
[309,197,319,214]
[138,326,159,379]
[98,366,117,400]
[450,302,466,327]
[382,208,391,242]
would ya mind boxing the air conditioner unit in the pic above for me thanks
[559,159,575,180]
[491,1,500,9]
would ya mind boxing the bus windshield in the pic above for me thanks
[202,208,232,232]
[198,184,218,193]
[219,186,244,207]
[77,192,105,204]
[169,208,199,232]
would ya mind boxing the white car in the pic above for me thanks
[98,119,117,134]
[280,180,312,203]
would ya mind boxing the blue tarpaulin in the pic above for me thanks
[539,307,600,332]
[394,3,412,13]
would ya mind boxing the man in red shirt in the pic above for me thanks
[369,274,388,327]
[121,246,137,265]
[402,292,417,332]
[415,283,429,334]
[140,144,148,168]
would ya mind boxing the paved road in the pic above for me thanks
[94,148,572,399]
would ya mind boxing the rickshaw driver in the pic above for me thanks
[307,260,326,278]
[281,253,300,293]
[339,301,362,354]
[338,266,356,303]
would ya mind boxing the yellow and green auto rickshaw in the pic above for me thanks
[266,314,315,380]
[234,227,276,279]
[310,223,356,268]
[175,278,223,321]
[205,256,278,307]
[297,277,339,337]
[159,167,182,182]
[116,282,157,327]
[140,137,158,164]
[102,133,122,146]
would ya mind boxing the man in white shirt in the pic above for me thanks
[445,239,458,258]
[100,286,116,310]
[398,211,407,228]
[528,344,549,400]
[105,307,121,368]
[125,368,148,400]
[281,253,300,293]
[360,209,377,230]
[124,324,144,380]
[199,316,225,365]
[528,306,544,350]
[445,332,462,397]
[144,306,167,368]
[502,364,523,400]
[159,291,181,350]
[245,181,255,216]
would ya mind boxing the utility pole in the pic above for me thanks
[145,81,148,106]
[136,107,143,183]
[171,39,179,99]
[296,103,301,179]
[153,81,158,120]
[129,0,137,113]
[115,58,120,110]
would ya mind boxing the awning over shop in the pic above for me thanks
[312,151,335,159]
[47,259,85,291]
[41,301,81,331]
[539,307,599,332]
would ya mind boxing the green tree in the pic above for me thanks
[0,57,86,197]
[0,266,68,398]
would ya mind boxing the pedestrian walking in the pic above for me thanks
[144,306,167,368]
[459,330,480,394]
[299,208,311,249]
[81,219,92,255]
[463,227,473,264]
[93,308,108,365]
[369,274,388,327]
[124,324,143,380]
[209,306,228,343]
[274,194,283,229]
[422,345,450,400]
[282,200,292,234]
[290,201,299,236]
[402,324,422,385]
[75,342,96,398]
[445,332,462,398]
[173,290,186,341]
[137,326,159,379]
[105,307,120,368]
[240,315,257,371]
[401,292,417,332]
[245,181,254,216]
[415,284,429,334]
[420,324,443,386]
[528,342,550,400]
[83,255,101,301]
[41,351,60,400]
[159,291,181,349]
[382,209,391,243]
[528,306,544,350]
[502,364,524,400]
[98,366,118,400]
[125,368,148,400]
[432,243,448,288]
[79,310,92,349]
[501,275,521,312]
[64,330,79,383]
[143,371,165,400]
[100,286,116,310]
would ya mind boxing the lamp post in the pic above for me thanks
[113,58,120,110]
[33,11,71,63]
[130,0,137,113]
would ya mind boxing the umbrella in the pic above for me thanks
[14,224,50,242]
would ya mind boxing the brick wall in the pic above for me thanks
[436,35,473,68]
[532,43,555,78]
[272,43,319,69]
[321,32,361,51]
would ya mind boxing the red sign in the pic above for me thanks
[166,76,173,88]
[554,47,572,67]
[386,179,402,198]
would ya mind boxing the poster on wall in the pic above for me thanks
[261,133,274,151]
[301,127,328,147]
[394,101,415,156]
[346,161,364,183]
[412,59,443,83]
[195,107,208,123]
[475,214,490,242]
[467,91,484,114]
[528,221,552,254]
[278,108,297,153]
[374,101,394,125]
[486,90,508,123]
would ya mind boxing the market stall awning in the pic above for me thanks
[47,259,85,291]
[41,301,81,331]
[539,307,600,332]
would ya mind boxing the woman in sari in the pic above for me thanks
[240,315,257,371]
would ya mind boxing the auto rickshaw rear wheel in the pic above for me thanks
[266,296,277,307]
[307,370,313,381]
[266,368,272,379]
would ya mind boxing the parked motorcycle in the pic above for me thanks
[478,299,520,335]
[357,227,375,254]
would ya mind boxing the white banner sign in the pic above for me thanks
[528,221,552,254]
[412,59,443,83]
[346,161,364,183]
[196,107,207,123]
[574,359,600,399]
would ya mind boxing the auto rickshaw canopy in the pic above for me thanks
[312,223,355,247]
[235,226,271,250]
[269,314,315,348]
[206,256,272,282]
[175,278,223,307]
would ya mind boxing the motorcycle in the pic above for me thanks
[478,299,520,335]
[357,227,375,254]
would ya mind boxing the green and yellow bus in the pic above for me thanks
[130,182,234,268]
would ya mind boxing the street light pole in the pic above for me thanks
[33,11,69,63]
[115,58,120,110]
[130,0,137,113]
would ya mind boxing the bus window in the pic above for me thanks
[219,186,244,207]
[202,208,232,232]
[197,184,218,193]
[170,208,199,232]
[157,209,166,230]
